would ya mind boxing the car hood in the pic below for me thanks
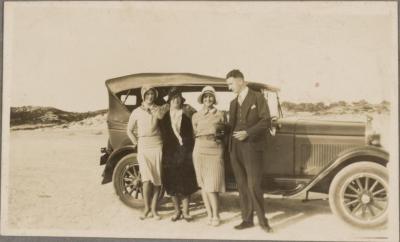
[294,118,366,136]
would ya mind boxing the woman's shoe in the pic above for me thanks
[171,211,182,222]
[207,217,212,225]
[211,217,220,226]
[139,210,153,220]
[152,212,162,220]
[182,213,193,222]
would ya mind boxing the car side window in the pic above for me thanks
[264,91,280,118]
[118,88,141,112]
[121,94,137,106]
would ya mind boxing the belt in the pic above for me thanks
[138,135,161,138]
[196,134,216,141]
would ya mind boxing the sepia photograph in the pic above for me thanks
[1,1,399,241]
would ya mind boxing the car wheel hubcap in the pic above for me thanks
[361,194,371,204]
[341,174,388,222]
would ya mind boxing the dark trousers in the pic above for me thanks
[230,139,269,226]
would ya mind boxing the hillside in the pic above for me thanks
[281,100,390,116]
[10,106,107,130]
[10,100,390,131]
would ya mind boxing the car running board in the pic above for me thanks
[226,181,310,198]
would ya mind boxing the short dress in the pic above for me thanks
[192,108,226,192]
[127,105,166,186]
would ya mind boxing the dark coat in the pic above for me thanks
[228,88,271,151]
[160,111,198,196]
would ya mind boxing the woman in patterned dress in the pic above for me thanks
[192,86,226,226]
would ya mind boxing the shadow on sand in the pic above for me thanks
[159,191,331,230]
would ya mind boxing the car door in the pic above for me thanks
[263,117,296,176]
[260,91,295,177]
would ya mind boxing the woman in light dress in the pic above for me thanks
[126,85,168,220]
[192,86,226,226]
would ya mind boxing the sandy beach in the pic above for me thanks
[2,124,391,241]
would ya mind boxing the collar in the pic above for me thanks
[238,86,249,99]
[141,103,155,113]
[201,107,217,115]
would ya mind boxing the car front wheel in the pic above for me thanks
[328,161,388,228]
[112,153,164,208]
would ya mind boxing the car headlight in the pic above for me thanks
[367,133,381,146]
[365,115,381,147]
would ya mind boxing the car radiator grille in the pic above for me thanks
[298,143,359,175]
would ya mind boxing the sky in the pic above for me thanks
[4,1,398,112]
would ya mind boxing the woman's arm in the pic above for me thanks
[215,111,228,143]
[191,113,198,137]
[152,104,169,119]
[222,111,228,124]
[126,113,138,147]
[183,104,197,118]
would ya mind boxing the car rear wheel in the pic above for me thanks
[112,153,165,208]
[328,161,388,228]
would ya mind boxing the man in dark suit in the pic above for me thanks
[226,69,272,233]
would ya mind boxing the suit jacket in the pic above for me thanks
[228,88,271,151]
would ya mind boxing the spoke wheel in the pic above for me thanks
[329,162,388,228]
[112,153,164,208]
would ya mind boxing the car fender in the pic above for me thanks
[330,145,389,168]
[101,145,137,184]
[284,145,389,197]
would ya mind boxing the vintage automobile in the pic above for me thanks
[100,73,389,228]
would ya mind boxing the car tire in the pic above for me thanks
[112,153,165,209]
[328,161,388,228]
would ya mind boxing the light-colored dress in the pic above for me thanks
[192,108,226,192]
[127,104,167,186]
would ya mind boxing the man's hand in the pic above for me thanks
[233,131,248,141]
[131,141,138,148]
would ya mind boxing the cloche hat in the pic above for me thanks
[167,87,186,104]
[141,85,158,99]
[198,85,217,105]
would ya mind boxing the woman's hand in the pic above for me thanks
[233,131,248,141]
[153,103,170,119]
[214,122,226,139]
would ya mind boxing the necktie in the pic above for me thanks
[238,94,243,106]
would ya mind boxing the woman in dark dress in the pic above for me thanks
[160,87,199,222]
